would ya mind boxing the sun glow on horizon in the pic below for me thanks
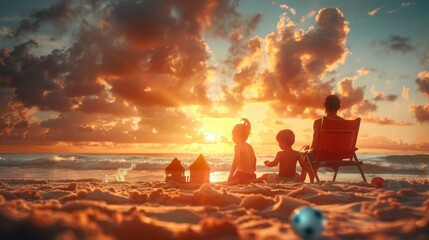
[204,133,216,143]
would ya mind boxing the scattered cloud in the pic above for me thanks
[379,35,415,53]
[401,86,410,100]
[409,104,429,123]
[0,27,11,37]
[300,10,316,24]
[356,68,371,76]
[337,77,365,109]
[407,70,429,124]
[363,115,412,126]
[8,0,75,37]
[280,4,296,15]
[387,2,412,14]
[0,16,23,23]
[366,2,411,16]
[416,70,429,97]
[368,7,381,16]
[371,87,398,102]
[359,135,429,152]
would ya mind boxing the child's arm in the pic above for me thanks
[297,153,306,182]
[228,146,239,181]
[264,152,280,167]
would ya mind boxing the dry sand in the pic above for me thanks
[0,178,428,240]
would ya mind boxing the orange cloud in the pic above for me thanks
[280,4,296,15]
[1,0,260,147]
[356,68,371,76]
[409,104,429,123]
[416,70,429,97]
[0,107,206,146]
[259,8,350,115]
[368,8,380,16]
[370,87,398,102]
[408,70,429,123]
[359,135,429,152]
[362,115,413,126]
[337,78,365,108]
[401,86,410,100]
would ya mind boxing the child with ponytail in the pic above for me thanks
[228,118,257,184]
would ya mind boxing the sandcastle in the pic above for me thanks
[165,154,210,184]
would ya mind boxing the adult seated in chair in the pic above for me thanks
[301,95,344,182]
[301,94,366,182]
[312,95,344,148]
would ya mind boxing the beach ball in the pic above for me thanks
[290,206,326,239]
[384,179,401,189]
[371,177,384,188]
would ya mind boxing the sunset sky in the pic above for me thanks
[0,0,428,154]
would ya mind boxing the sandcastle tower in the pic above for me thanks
[189,154,210,184]
[165,158,186,183]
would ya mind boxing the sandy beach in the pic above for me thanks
[0,178,428,240]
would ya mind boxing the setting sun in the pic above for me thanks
[204,133,216,143]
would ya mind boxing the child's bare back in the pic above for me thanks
[264,129,307,182]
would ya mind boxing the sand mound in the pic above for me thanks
[0,179,428,239]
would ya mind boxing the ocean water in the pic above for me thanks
[0,153,427,183]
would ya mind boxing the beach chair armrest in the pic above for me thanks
[300,148,315,155]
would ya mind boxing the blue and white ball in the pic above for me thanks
[290,206,326,239]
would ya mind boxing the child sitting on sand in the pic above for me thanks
[228,118,257,184]
[264,129,307,182]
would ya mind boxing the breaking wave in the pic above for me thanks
[103,163,136,183]
[0,153,427,176]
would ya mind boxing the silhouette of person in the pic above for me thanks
[311,95,344,149]
[228,118,257,184]
[264,129,307,182]
[301,95,345,182]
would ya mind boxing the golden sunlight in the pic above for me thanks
[204,133,216,143]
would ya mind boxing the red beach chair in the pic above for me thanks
[302,117,367,182]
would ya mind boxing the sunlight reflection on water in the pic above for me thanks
[4,167,424,183]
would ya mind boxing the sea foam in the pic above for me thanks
[103,163,136,182]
